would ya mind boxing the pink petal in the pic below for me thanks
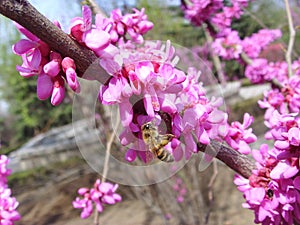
[143,94,154,117]
[274,140,290,149]
[12,39,37,54]
[83,29,110,51]
[270,161,299,179]
[99,182,113,193]
[125,149,136,162]
[16,65,37,78]
[119,100,133,127]
[27,48,42,69]
[113,193,122,202]
[173,145,183,161]
[66,68,80,92]
[96,202,103,213]
[207,109,226,123]
[82,5,92,31]
[43,60,60,77]
[102,195,115,204]
[51,86,65,106]
[238,140,251,154]
[14,22,39,41]
[37,74,53,100]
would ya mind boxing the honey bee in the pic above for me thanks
[141,122,174,163]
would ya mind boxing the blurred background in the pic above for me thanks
[0,0,299,224]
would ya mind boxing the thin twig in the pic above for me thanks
[204,159,218,225]
[81,0,107,17]
[102,114,120,182]
[284,0,296,77]
[203,23,227,85]
[94,114,120,225]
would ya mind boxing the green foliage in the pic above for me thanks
[0,17,72,149]
[137,0,204,47]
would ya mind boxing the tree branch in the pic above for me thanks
[197,140,256,179]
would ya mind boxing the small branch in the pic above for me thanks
[81,0,107,17]
[284,0,296,77]
[204,159,218,225]
[240,52,253,65]
[94,113,120,225]
[102,114,120,182]
[197,140,256,179]
[203,23,227,85]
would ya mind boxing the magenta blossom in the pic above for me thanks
[70,5,110,54]
[12,21,82,106]
[242,29,282,59]
[224,113,257,155]
[99,40,228,162]
[181,0,223,26]
[108,8,154,44]
[234,144,300,224]
[73,179,121,219]
[212,29,243,60]
[0,155,21,224]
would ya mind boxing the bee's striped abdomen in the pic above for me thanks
[156,148,174,162]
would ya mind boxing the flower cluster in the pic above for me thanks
[258,74,300,115]
[224,113,257,155]
[242,29,282,59]
[234,144,300,224]
[172,177,187,203]
[181,0,223,27]
[12,22,80,106]
[182,1,300,224]
[0,155,21,225]
[106,8,154,44]
[181,0,248,30]
[12,5,153,106]
[99,40,228,163]
[212,29,242,60]
[73,179,121,219]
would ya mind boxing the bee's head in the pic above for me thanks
[141,122,155,131]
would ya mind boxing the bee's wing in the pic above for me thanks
[156,134,174,147]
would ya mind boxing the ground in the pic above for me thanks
[12,159,255,225]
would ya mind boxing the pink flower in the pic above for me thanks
[245,58,270,84]
[73,179,121,219]
[99,40,228,162]
[181,0,223,26]
[234,145,300,224]
[12,21,80,106]
[108,8,153,44]
[224,113,257,154]
[242,29,282,59]
[62,57,80,92]
[0,156,21,224]
[212,29,243,60]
